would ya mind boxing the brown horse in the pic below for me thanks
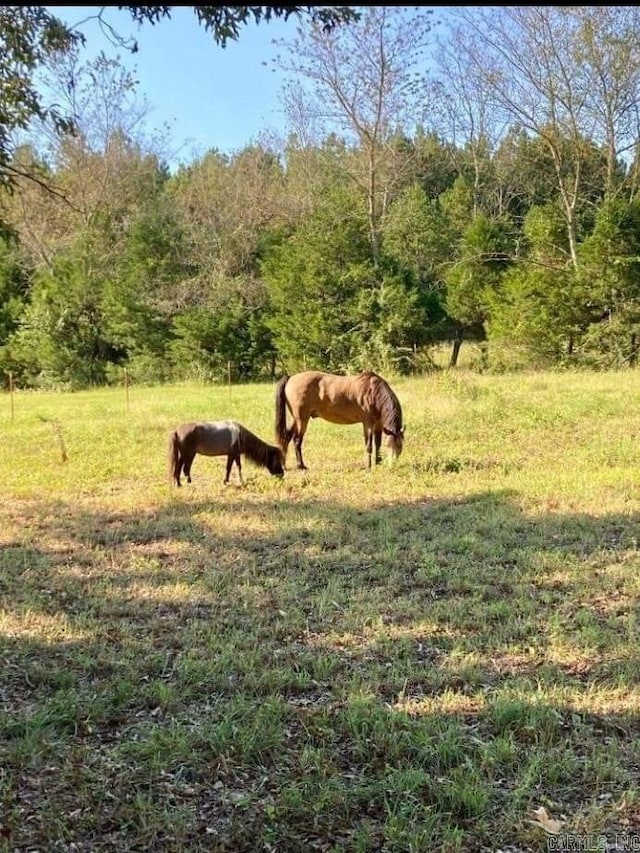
[275,370,404,470]
[168,419,284,486]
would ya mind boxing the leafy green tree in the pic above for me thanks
[439,175,474,238]
[170,295,273,382]
[444,211,515,366]
[263,184,424,373]
[103,201,190,381]
[0,234,30,376]
[380,184,452,356]
[121,6,358,47]
[170,308,232,381]
[275,5,433,262]
[0,235,28,342]
[9,245,121,387]
[576,197,640,367]
[353,271,427,374]
[410,131,459,202]
[169,144,287,281]
[164,144,284,380]
[0,7,78,190]
[488,267,578,371]
[4,51,170,279]
[262,188,373,371]
[487,204,581,369]
[492,128,566,224]
[0,6,358,196]
[382,185,453,287]
[445,7,639,266]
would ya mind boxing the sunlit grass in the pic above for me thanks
[2,368,640,850]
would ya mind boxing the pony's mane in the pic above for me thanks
[238,424,280,467]
[358,372,403,433]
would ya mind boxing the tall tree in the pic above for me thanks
[445,6,640,268]
[262,186,372,370]
[381,183,452,349]
[570,6,640,201]
[0,5,358,196]
[432,20,501,218]
[444,209,515,366]
[577,197,640,366]
[5,53,165,270]
[488,203,583,369]
[0,7,79,191]
[275,6,434,262]
[9,243,120,387]
[0,233,29,363]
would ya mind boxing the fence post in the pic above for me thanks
[9,371,14,423]
[124,367,130,411]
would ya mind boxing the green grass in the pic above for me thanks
[2,369,640,851]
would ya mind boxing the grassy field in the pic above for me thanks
[1,369,640,852]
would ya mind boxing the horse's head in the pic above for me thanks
[383,426,404,461]
[268,447,285,478]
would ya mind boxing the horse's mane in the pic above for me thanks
[358,372,403,432]
[238,424,280,467]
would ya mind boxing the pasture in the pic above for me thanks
[1,370,640,852]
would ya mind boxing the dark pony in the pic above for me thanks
[275,370,404,470]
[168,419,284,486]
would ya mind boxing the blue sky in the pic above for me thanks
[49,6,299,166]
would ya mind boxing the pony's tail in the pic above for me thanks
[168,430,182,486]
[275,374,290,454]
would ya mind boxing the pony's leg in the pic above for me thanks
[374,428,382,465]
[279,426,295,468]
[224,454,233,485]
[182,449,195,483]
[235,454,245,486]
[293,418,309,470]
[363,424,373,468]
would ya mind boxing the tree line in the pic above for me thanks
[3,6,640,388]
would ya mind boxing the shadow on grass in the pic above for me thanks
[2,490,640,850]
[3,488,640,709]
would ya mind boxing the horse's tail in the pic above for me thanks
[168,430,182,486]
[275,374,290,454]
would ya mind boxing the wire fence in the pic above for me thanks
[3,361,242,424]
